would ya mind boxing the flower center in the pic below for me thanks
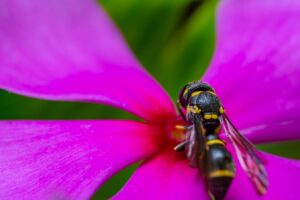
[163,116,187,145]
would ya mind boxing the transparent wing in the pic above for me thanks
[185,117,206,168]
[221,114,268,195]
[185,124,199,168]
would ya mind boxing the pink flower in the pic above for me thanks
[0,0,300,199]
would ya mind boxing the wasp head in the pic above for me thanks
[178,81,215,108]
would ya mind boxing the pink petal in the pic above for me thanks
[203,0,300,143]
[113,147,209,200]
[115,145,300,200]
[0,0,175,121]
[227,151,300,200]
[0,120,163,199]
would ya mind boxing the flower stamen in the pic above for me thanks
[171,126,186,141]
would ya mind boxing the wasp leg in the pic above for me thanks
[209,192,216,200]
[175,124,193,131]
[175,125,187,131]
[174,140,189,151]
[177,100,187,122]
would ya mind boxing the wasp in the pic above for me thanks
[174,81,268,200]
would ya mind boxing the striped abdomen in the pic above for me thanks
[203,138,235,200]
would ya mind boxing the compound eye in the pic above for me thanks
[178,85,190,107]
[183,88,189,96]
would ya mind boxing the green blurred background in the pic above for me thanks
[0,0,299,199]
